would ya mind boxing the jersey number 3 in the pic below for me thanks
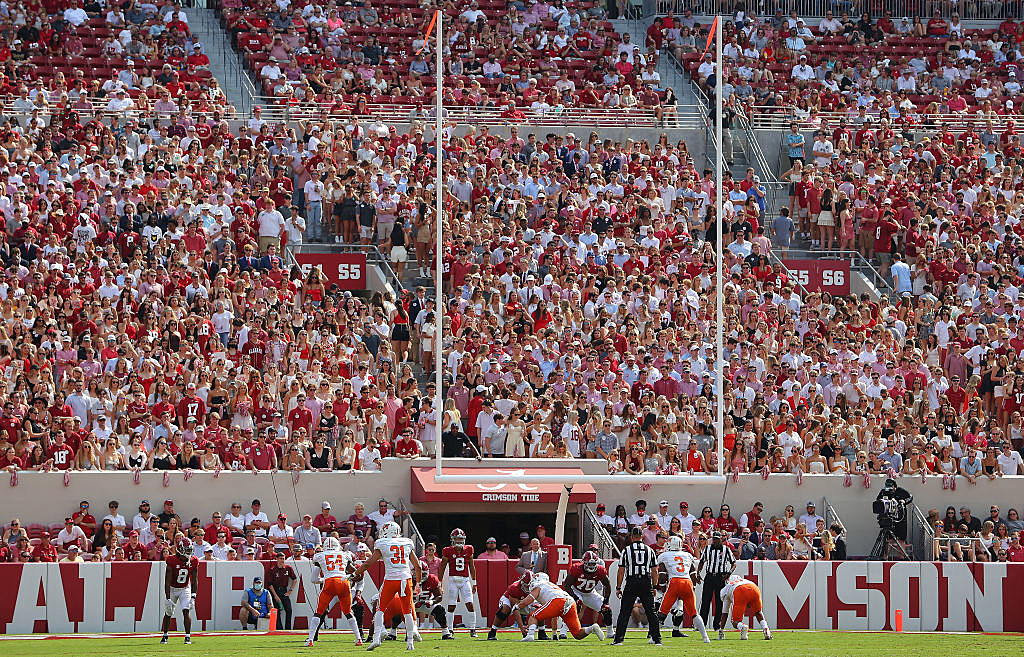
[390,544,406,565]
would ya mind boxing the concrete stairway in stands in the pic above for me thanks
[188,6,257,113]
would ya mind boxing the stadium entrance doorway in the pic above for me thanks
[411,511,580,555]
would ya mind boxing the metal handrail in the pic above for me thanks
[778,248,896,298]
[397,497,426,557]
[748,107,1024,132]
[289,242,407,294]
[655,1,1024,19]
[580,503,621,560]
[909,503,936,562]
[244,96,708,128]
[822,496,846,536]
[765,250,811,297]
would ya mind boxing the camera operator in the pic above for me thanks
[873,477,912,541]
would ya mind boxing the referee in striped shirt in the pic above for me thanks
[698,530,736,634]
[613,526,661,645]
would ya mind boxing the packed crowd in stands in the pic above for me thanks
[591,497,1024,562]
[0,496,569,564]
[1,0,232,118]
[6,495,1023,563]
[0,0,1019,500]
[223,0,678,121]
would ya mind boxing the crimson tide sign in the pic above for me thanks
[782,259,851,295]
[294,251,367,290]
[410,467,596,504]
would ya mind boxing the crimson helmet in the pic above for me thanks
[519,570,533,589]
[450,528,467,546]
[176,537,192,558]
[582,550,600,573]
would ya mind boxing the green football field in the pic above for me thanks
[0,630,1018,657]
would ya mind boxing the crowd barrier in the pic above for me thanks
[1,554,1020,633]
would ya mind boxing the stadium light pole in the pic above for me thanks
[714,15,724,478]
[434,10,444,477]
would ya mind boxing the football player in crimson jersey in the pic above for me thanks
[487,570,547,640]
[563,551,613,629]
[414,573,450,634]
[439,528,478,638]
[161,538,199,645]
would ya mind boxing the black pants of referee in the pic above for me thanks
[700,573,727,630]
[614,576,661,643]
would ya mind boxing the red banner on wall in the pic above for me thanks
[294,251,368,290]
[782,259,851,295]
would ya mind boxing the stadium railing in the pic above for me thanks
[776,248,897,298]
[580,503,621,560]
[748,107,1024,133]
[398,497,427,557]
[765,250,812,297]
[909,502,937,561]
[823,496,848,537]
[245,96,710,128]
[669,0,1024,19]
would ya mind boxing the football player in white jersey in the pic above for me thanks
[514,572,605,642]
[719,574,771,640]
[306,537,364,647]
[656,536,708,642]
[351,521,423,651]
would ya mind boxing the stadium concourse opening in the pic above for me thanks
[412,512,578,556]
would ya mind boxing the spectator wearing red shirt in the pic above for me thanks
[48,432,75,470]
[536,525,555,548]
[246,435,277,471]
[32,533,58,562]
[312,501,339,534]
[715,505,739,537]
[394,429,421,458]
[177,383,207,426]
[287,395,313,434]
[123,531,147,560]
[72,500,96,538]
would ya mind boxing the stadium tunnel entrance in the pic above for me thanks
[411,511,580,556]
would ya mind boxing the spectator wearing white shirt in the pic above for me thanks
[675,502,698,533]
[997,443,1023,475]
[244,499,270,537]
[792,55,815,81]
[64,2,89,26]
[366,499,403,532]
[268,514,295,551]
[102,501,126,534]
[358,438,383,471]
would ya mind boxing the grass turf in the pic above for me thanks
[0,630,1017,656]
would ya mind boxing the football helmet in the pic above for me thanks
[175,537,192,558]
[323,536,341,551]
[532,572,549,586]
[380,521,402,540]
[582,550,600,573]
[666,535,685,552]
[519,570,534,589]
[450,528,467,546]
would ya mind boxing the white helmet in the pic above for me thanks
[380,521,402,540]
[532,572,550,586]
[323,536,341,551]
[666,535,684,552]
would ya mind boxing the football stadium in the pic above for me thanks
[0,1,1023,655]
